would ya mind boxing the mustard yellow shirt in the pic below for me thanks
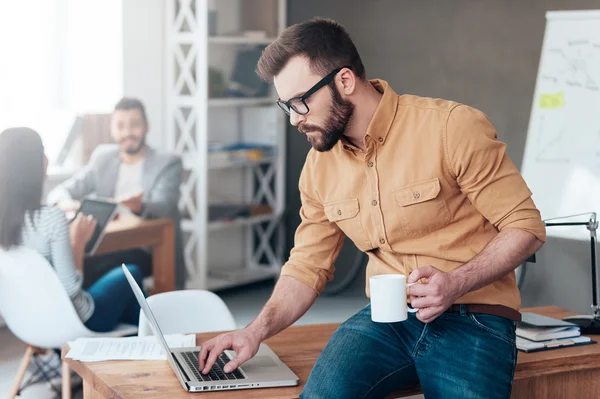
[280,79,546,311]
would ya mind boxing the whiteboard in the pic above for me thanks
[521,10,600,240]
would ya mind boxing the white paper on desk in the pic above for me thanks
[66,334,196,362]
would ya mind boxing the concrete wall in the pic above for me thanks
[285,0,600,311]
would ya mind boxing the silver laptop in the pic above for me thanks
[122,264,299,392]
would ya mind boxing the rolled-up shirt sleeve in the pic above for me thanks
[445,104,546,242]
[280,156,345,294]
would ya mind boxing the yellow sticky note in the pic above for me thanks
[539,92,565,109]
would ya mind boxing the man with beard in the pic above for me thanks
[198,18,547,398]
[47,97,185,288]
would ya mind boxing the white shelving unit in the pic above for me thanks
[166,0,286,291]
[208,97,274,107]
[208,36,277,45]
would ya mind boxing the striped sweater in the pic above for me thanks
[22,206,94,322]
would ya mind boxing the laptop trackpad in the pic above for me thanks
[242,356,278,370]
[224,350,279,370]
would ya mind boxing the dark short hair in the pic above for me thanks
[114,97,148,124]
[0,127,45,249]
[256,18,366,82]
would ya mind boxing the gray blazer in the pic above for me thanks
[47,144,186,288]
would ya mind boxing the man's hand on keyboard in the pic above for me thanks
[199,329,261,374]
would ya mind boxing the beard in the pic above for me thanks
[298,86,354,152]
[119,135,146,155]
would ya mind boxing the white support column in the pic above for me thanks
[166,0,209,289]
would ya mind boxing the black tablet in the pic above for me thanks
[73,199,118,255]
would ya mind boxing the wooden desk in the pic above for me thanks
[94,214,175,293]
[63,306,600,398]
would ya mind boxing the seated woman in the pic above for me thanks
[0,127,145,332]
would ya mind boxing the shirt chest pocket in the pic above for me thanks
[393,178,451,237]
[323,198,371,250]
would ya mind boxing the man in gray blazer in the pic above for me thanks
[47,97,186,289]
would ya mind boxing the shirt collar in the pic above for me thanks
[364,79,398,146]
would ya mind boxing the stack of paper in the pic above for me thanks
[66,334,196,362]
[517,312,580,340]
[516,325,580,341]
[515,312,596,352]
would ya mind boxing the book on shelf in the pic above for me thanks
[208,204,273,222]
[208,142,275,167]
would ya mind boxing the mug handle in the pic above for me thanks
[406,282,419,313]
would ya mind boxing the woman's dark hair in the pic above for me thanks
[256,17,366,82]
[0,127,45,249]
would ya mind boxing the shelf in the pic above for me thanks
[181,213,279,232]
[181,153,276,170]
[173,97,275,107]
[206,268,279,291]
[208,36,276,45]
[181,219,195,232]
[209,156,276,170]
[208,97,275,107]
[208,213,278,231]
[172,97,196,107]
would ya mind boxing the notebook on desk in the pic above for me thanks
[516,312,596,352]
[519,312,579,328]
[516,325,581,342]
[518,312,580,339]
[517,336,595,353]
[517,312,581,342]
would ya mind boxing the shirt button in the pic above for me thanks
[413,192,421,199]
[367,161,374,167]
[378,137,383,143]
[379,238,386,244]
[337,210,342,215]
[371,200,378,206]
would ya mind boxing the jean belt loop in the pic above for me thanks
[459,304,468,316]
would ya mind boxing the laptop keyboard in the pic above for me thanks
[181,351,245,382]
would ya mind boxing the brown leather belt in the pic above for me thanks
[445,304,522,322]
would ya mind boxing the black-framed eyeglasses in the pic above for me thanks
[276,66,350,116]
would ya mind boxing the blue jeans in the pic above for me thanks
[84,264,145,333]
[301,304,517,399]
[83,249,152,289]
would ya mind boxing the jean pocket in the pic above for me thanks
[469,313,516,346]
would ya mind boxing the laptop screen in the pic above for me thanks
[121,265,186,375]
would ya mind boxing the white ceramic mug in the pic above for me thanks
[369,274,419,323]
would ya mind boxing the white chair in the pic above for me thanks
[0,247,138,399]
[138,290,237,336]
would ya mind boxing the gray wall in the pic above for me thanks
[285,0,600,311]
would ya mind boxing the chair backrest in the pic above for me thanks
[138,290,237,336]
[0,246,90,348]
